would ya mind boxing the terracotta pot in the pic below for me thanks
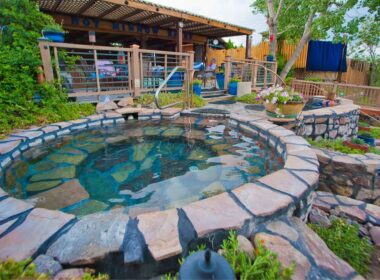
[264,102,304,118]
[343,140,369,152]
[36,66,45,84]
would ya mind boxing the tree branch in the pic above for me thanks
[274,0,285,22]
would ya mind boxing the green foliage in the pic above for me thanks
[351,137,366,145]
[0,258,48,280]
[358,121,370,128]
[307,137,380,155]
[0,0,95,138]
[221,231,295,280]
[276,53,295,78]
[0,258,109,280]
[230,76,241,83]
[370,127,380,139]
[234,93,262,104]
[136,92,207,108]
[305,77,323,82]
[309,218,373,276]
[192,78,202,85]
[308,138,363,154]
[82,272,110,280]
[226,39,238,50]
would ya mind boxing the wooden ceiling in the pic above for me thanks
[37,0,253,38]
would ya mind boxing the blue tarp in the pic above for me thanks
[306,40,347,72]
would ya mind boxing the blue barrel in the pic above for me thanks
[228,81,238,95]
[193,84,202,96]
[167,72,184,88]
[216,73,225,90]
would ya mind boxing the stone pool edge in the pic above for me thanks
[0,111,319,275]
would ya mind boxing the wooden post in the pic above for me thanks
[177,22,183,53]
[93,50,101,101]
[188,51,195,108]
[245,35,252,59]
[130,44,141,97]
[38,41,54,82]
[224,55,232,91]
[252,60,258,89]
[376,91,380,108]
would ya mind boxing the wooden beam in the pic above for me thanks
[139,13,163,24]
[98,5,120,18]
[117,9,143,21]
[52,0,62,12]
[153,17,177,27]
[77,0,98,15]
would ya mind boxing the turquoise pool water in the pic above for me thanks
[3,117,283,216]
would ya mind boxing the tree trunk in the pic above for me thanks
[280,10,314,80]
[266,0,278,60]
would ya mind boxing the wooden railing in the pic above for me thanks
[291,79,380,108]
[38,41,194,101]
[224,57,279,90]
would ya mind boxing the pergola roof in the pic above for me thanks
[37,0,253,38]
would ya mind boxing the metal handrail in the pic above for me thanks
[154,66,191,109]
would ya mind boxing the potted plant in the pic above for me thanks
[192,79,202,96]
[258,85,304,119]
[343,137,369,152]
[358,131,375,147]
[229,76,240,95]
[42,25,65,43]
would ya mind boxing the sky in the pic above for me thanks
[144,0,267,46]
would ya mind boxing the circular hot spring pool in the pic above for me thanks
[3,117,283,217]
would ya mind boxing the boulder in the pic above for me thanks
[53,268,85,280]
[118,97,134,107]
[237,235,255,259]
[33,254,62,276]
[369,226,380,246]
[96,101,118,112]
[309,208,331,227]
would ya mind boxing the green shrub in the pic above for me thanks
[230,76,241,83]
[136,92,206,108]
[369,127,380,139]
[221,231,294,280]
[234,92,262,104]
[0,0,95,138]
[0,258,109,280]
[192,78,202,85]
[0,258,48,280]
[305,77,323,82]
[358,121,370,128]
[307,138,380,155]
[309,219,373,276]
[162,231,294,280]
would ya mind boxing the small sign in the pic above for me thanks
[134,79,140,88]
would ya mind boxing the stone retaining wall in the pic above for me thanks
[0,110,319,278]
[298,100,360,140]
[314,148,380,205]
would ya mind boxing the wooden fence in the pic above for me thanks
[292,79,380,108]
[39,41,193,101]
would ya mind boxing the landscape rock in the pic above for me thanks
[335,206,367,223]
[47,210,129,265]
[254,233,311,280]
[309,208,331,227]
[53,268,85,280]
[237,235,255,259]
[369,226,380,246]
[33,254,62,276]
[118,97,134,107]
[266,220,299,241]
[96,101,118,112]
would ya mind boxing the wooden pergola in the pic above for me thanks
[37,0,254,57]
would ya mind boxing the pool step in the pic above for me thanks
[201,89,227,98]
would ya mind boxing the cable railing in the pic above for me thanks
[154,66,191,110]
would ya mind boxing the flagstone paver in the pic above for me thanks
[0,208,74,261]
